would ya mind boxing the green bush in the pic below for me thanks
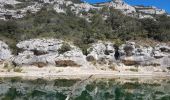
[4,4,14,9]
[129,68,138,72]
[58,43,71,54]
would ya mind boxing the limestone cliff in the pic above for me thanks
[0,0,168,20]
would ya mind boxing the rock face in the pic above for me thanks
[12,39,88,67]
[111,0,136,15]
[0,39,169,69]
[87,41,170,68]
[0,41,12,61]
[119,42,170,67]
[93,0,136,17]
[86,41,116,67]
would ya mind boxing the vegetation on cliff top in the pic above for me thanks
[0,6,169,53]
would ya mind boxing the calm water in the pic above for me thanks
[0,77,170,100]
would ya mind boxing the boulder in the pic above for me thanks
[121,56,142,66]
[87,41,116,66]
[55,48,87,67]
[87,42,106,60]
[12,51,37,66]
[13,39,88,67]
[121,55,155,66]
[86,55,96,62]
[153,50,165,59]
[156,44,170,53]
[160,56,170,67]
[139,46,153,56]
[120,41,135,56]
[120,42,154,57]
[152,44,170,59]
[105,42,115,54]
[16,39,64,53]
[0,41,12,61]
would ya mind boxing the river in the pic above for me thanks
[0,77,170,100]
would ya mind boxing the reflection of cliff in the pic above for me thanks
[0,78,170,100]
[0,78,79,100]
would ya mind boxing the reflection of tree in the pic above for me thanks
[75,90,92,100]
[124,93,134,100]
[31,90,47,98]
[28,89,67,100]
[55,92,67,100]
[115,87,124,100]
[66,75,93,100]
[104,92,114,100]
[54,79,80,87]
[85,83,96,92]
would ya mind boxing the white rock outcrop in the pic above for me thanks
[134,6,166,15]
[119,42,170,67]
[0,0,167,20]
[87,41,170,68]
[86,41,116,67]
[13,39,89,67]
[0,37,169,70]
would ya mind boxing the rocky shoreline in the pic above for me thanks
[0,68,170,80]
[0,38,170,79]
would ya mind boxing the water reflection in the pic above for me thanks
[0,77,170,100]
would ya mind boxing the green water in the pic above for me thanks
[0,77,170,100]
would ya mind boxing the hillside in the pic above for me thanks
[0,0,169,52]
[0,0,169,80]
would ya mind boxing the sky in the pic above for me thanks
[83,0,170,13]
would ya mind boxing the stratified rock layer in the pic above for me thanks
[0,39,169,69]
[87,41,170,68]
[13,39,88,67]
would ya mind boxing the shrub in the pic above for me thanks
[123,45,134,56]
[109,64,116,71]
[129,68,138,72]
[3,62,9,68]
[58,43,71,54]
[3,62,14,72]
[55,60,80,67]
[13,67,23,72]
[32,62,47,68]
[4,4,14,9]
